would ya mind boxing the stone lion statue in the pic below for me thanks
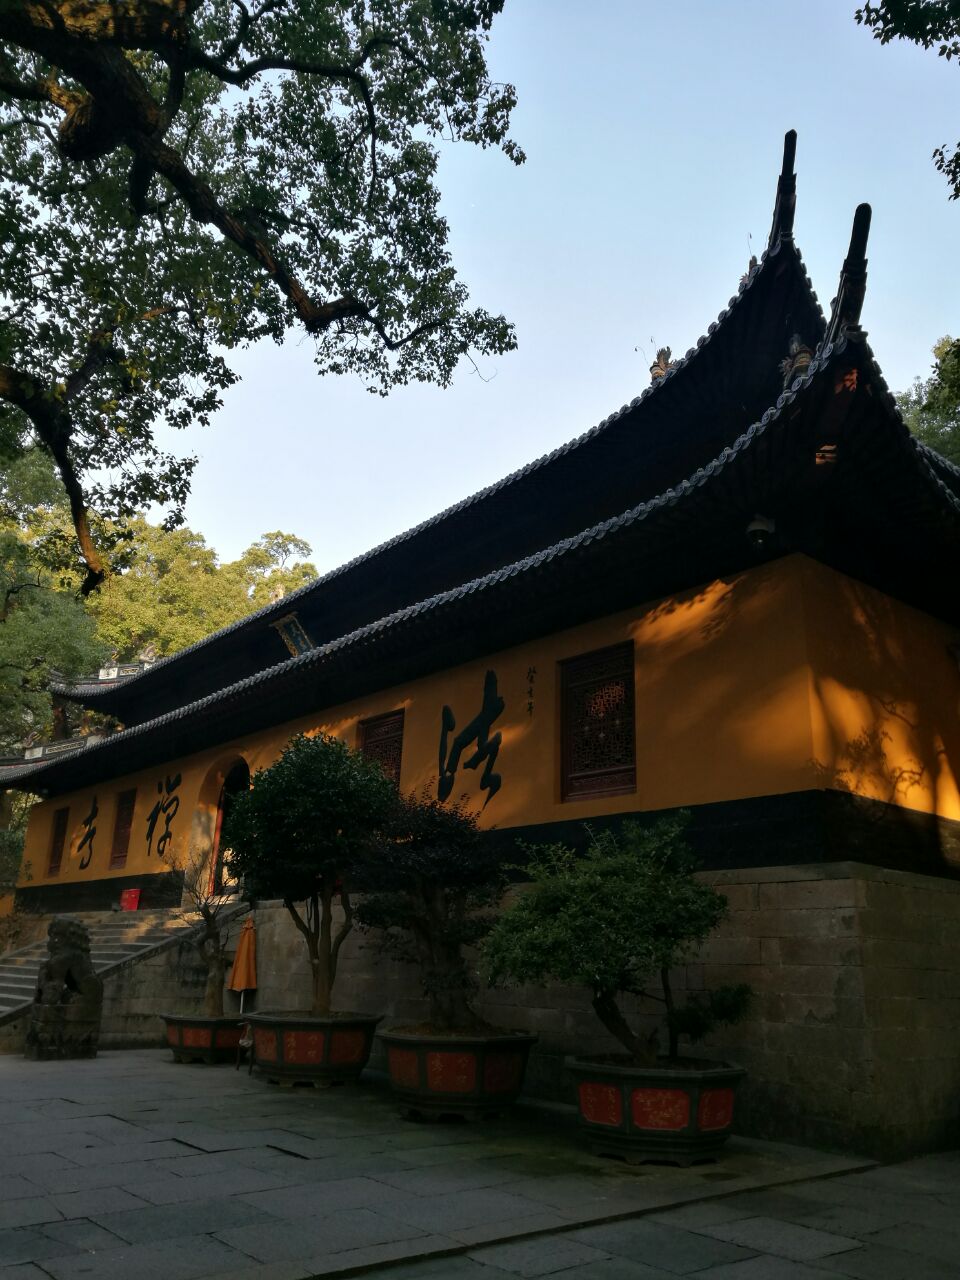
[25,916,103,1060]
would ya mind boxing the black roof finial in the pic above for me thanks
[767,129,797,251]
[825,203,872,347]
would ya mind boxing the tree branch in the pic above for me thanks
[0,361,106,595]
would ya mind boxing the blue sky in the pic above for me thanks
[162,1,959,570]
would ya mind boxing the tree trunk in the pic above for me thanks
[203,953,225,1018]
[422,932,477,1031]
[592,989,656,1066]
[661,966,679,1061]
[312,885,333,1017]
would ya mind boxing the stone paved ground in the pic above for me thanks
[0,1048,951,1279]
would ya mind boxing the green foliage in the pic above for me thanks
[88,520,317,660]
[0,449,107,753]
[0,827,24,890]
[483,818,751,1063]
[224,733,395,904]
[856,2,960,198]
[224,732,396,1013]
[356,790,502,1030]
[897,336,960,465]
[0,1,522,587]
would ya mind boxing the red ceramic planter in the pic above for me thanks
[566,1056,746,1165]
[379,1029,537,1119]
[162,1014,245,1064]
[246,1011,382,1085]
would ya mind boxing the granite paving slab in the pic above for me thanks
[36,1231,258,1280]
[213,1208,428,1263]
[570,1218,760,1272]
[0,1047,919,1280]
[691,1216,861,1262]
[465,1234,611,1276]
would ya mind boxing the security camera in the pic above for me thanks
[746,514,776,552]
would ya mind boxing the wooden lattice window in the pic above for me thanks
[560,641,636,800]
[47,807,69,876]
[109,789,137,870]
[358,710,404,788]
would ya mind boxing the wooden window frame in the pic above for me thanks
[357,709,405,788]
[109,789,137,870]
[47,807,69,877]
[560,641,637,801]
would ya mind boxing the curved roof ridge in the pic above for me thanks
[845,332,960,521]
[62,233,819,705]
[10,331,842,790]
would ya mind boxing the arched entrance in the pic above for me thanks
[210,759,250,895]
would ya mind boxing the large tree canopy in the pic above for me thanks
[856,2,960,198]
[0,447,107,756]
[89,520,317,659]
[897,336,960,466]
[0,0,522,591]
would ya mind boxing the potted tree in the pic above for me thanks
[223,732,395,1085]
[356,790,536,1118]
[483,817,751,1164]
[162,848,246,1064]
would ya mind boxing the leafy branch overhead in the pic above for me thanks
[856,1,960,198]
[0,1,523,590]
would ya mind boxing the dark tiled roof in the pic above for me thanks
[58,211,824,723]
[20,329,957,797]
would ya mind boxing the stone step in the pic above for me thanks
[0,983,37,1002]
[0,971,37,988]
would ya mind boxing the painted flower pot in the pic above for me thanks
[379,1029,537,1119]
[246,1011,382,1086]
[566,1057,746,1165]
[162,1014,245,1065]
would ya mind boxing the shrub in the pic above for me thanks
[483,816,751,1064]
[223,733,395,1015]
[356,790,503,1031]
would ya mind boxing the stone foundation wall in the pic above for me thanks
[0,928,236,1054]
[694,863,960,1158]
[252,861,960,1160]
[98,935,211,1049]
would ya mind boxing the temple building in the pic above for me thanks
[5,132,960,917]
[8,134,960,1154]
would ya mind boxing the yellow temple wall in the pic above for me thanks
[800,558,960,821]
[18,554,960,892]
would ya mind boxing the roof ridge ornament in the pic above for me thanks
[649,346,677,382]
[824,203,872,349]
[767,129,797,251]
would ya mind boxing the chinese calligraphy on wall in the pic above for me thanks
[438,670,505,807]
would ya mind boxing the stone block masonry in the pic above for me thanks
[691,862,960,1159]
[251,861,960,1160]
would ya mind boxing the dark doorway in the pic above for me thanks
[210,759,250,895]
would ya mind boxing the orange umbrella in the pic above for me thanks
[228,917,257,1011]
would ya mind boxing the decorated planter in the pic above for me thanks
[567,1057,746,1165]
[247,1011,382,1086]
[380,1029,537,1119]
[162,1014,245,1065]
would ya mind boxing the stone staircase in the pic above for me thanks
[0,909,206,1027]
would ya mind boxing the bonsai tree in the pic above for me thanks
[171,847,238,1019]
[483,817,751,1064]
[223,733,395,1016]
[356,790,504,1032]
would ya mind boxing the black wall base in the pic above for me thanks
[15,870,185,916]
[487,789,960,881]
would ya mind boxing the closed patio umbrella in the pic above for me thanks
[228,916,257,1012]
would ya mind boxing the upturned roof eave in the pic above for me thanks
[14,329,939,797]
